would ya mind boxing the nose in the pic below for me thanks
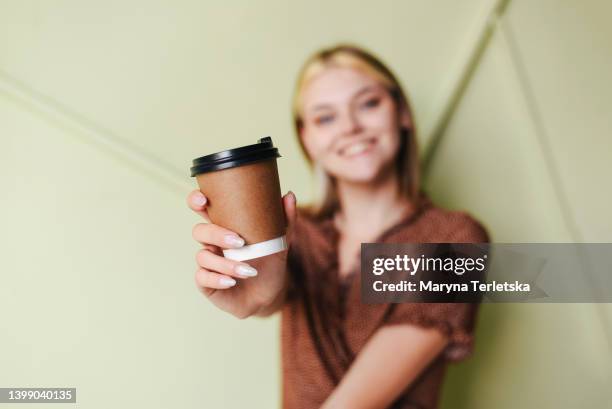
[339,109,362,136]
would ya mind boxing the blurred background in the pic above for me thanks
[1,0,611,408]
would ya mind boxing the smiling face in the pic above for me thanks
[298,67,411,185]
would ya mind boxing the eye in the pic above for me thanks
[314,113,335,126]
[360,97,380,109]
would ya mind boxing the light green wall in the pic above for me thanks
[426,1,612,408]
[1,0,610,408]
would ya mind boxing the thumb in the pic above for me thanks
[282,191,297,240]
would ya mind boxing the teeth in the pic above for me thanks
[343,141,371,156]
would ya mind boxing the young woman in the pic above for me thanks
[188,45,489,409]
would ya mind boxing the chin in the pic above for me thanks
[332,168,385,184]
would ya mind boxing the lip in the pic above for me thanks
[338,138,377,157]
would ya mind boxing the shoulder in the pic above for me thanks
[387,195,491,243]
[420,204,490,243]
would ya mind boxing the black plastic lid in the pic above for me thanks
[190,136,281,176]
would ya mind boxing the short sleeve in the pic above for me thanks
[383,302,479,362]
[380,211,489,362]
[448,212,491,243]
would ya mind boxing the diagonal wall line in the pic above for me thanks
[2,2,509,196]
[0,69,192,194]
[420,0,611,348]
[497,16,612,349]
[422,0,512,176]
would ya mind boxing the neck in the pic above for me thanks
[334,169,415,240]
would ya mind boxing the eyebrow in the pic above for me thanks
[307,85,381,113]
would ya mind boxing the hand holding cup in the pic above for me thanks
[189,190,297,318]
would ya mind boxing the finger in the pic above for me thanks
[283,191,297,239]
[187,190,211,222]
[192,223,246,249]
[196,249,258,279]
[195,268,237,290]
[283,191,297,226]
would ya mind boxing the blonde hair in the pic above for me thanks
[292,44,422,220]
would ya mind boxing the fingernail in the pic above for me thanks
[224,234,245,248]
[288,191,296,203]
[235,264,258,277]
[220,277,236,287]
[193,194,207,206]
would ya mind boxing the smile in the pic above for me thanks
[339,138,376,157]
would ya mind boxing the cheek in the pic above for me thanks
[363,112,401,151]
[363,104,398,130]
[386,129,403,158]
[301,128,335,160]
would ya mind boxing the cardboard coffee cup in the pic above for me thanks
[190,137,287,261]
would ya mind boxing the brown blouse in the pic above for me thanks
[281,191,490,409]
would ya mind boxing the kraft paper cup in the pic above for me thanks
[190,137,287,261]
